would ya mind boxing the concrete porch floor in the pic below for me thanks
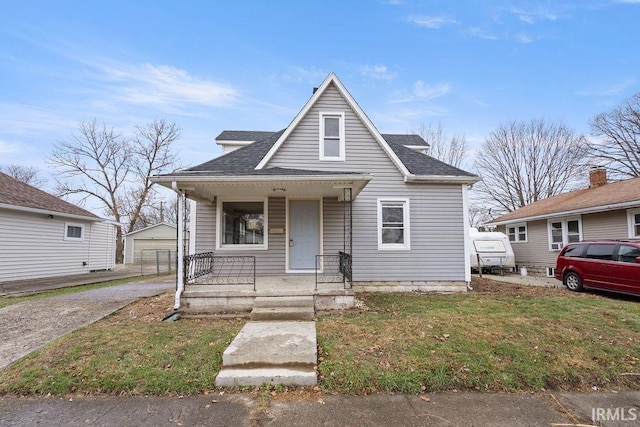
[182,275,354,313]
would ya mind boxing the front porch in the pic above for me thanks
[180,252,354,314]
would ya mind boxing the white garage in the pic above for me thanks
[123,222,177,264]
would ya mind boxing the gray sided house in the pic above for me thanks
[489,169,640,277]
[0,172,119,284]
[152,73,479,312]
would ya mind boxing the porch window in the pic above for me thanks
[319,111,345,161]
[377,198,410,250]
[628,208,640,238]
[506,223,527,242]
[217,199,268,249]
[548,217,581,251]
[64,223,84,241]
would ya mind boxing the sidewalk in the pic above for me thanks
[0,264,174,296]
[0,391,638,426]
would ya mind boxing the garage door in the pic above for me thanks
[133,239,177,263]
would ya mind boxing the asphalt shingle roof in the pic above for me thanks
[491,176,640,224]
[215,130,277,142]
[0,172,99,219]
[172,130,476,178]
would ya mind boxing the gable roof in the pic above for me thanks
[170,130,475,181]
[125,222,177,237]
[0,172,100,220]
[489,176,640,225]
[255,73,411,176]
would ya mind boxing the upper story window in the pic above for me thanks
[628,208,640,238]
[548,217,582,251]
[217,198,268,250]
[64,223,84,241]
[506,223,527,243]
[377,198,410,250]
[319,111,345,161]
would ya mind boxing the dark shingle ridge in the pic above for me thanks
[176,129,474,177]
[385,140,476,177]
[215,130,277,142]
[0,172,99,218]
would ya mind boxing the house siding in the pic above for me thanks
[500,208,633,274]
[0,208,96,282]
[265,83,467,281]
[582,210,629,240]
[88,221,116,271]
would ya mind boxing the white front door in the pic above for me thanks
[289,199,320,270]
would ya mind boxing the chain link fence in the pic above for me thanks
[138,249,177,275]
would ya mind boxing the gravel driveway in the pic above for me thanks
[0,278,174,370]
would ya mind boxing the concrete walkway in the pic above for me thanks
[0,264,172,296]
[0,277,174,370]
[1,391,638,426]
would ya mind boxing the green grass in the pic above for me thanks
[316,293,640,394]
[1,287,638,396]
[0,276,158,309]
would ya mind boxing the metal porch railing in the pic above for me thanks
[183,252,256,290]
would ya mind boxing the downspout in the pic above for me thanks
[461,184,473,291]
[172,181,185,310]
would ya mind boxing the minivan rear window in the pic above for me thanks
[585,244,616,260]
[562,244,585,258]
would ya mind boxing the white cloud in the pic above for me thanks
[408,15,458,29]
[0,139,22,154]
[359,65,397,80]
[577,80,636,97]
[466,27,499,40]
[511,7,558,24]
[515,32,533,43]
[99,63,238,108]
[413,81,450,100]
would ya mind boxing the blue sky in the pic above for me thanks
[2,0,640,192]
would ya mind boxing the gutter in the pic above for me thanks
[171,181,185,310]
[404,174,481,185]
[489,200,640,226]
[0,202,102,222]
[151,173,374,183]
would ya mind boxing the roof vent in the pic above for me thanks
[312,87,318,94]
[589,167,607,188]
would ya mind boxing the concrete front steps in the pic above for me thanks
[214,321,317,387]
[250,296,315,321]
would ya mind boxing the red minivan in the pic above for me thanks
[555,241,640,296]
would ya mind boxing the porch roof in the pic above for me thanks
[152,168,373,200]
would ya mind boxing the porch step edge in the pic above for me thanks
[250,306,315,321]
[253,296,314,308]
[215,367,317,387]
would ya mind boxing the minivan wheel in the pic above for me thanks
[564,272,583,292]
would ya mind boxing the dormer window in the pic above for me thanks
[319,111,345,161]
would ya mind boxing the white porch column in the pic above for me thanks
[173,182,185,310]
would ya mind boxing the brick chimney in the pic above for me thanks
[589,167,607,188]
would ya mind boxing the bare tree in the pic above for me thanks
[587,93,640,178]
[49,119,181,262]
[0,164,47,188]
[415,122,468,168]
[473,118,588,214]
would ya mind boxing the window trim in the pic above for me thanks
[319,111,345,161]
[64,222,84,241]
[377,198,411,250]
[216,197,269,251]
[627,208,640,239]
[547,216,582,251]
[506,223,528,243]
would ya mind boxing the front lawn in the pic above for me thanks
[1,279,638,395]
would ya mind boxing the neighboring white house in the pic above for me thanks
[0,172,119,283]
[123,222,177,264]
[152,73,480,312]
